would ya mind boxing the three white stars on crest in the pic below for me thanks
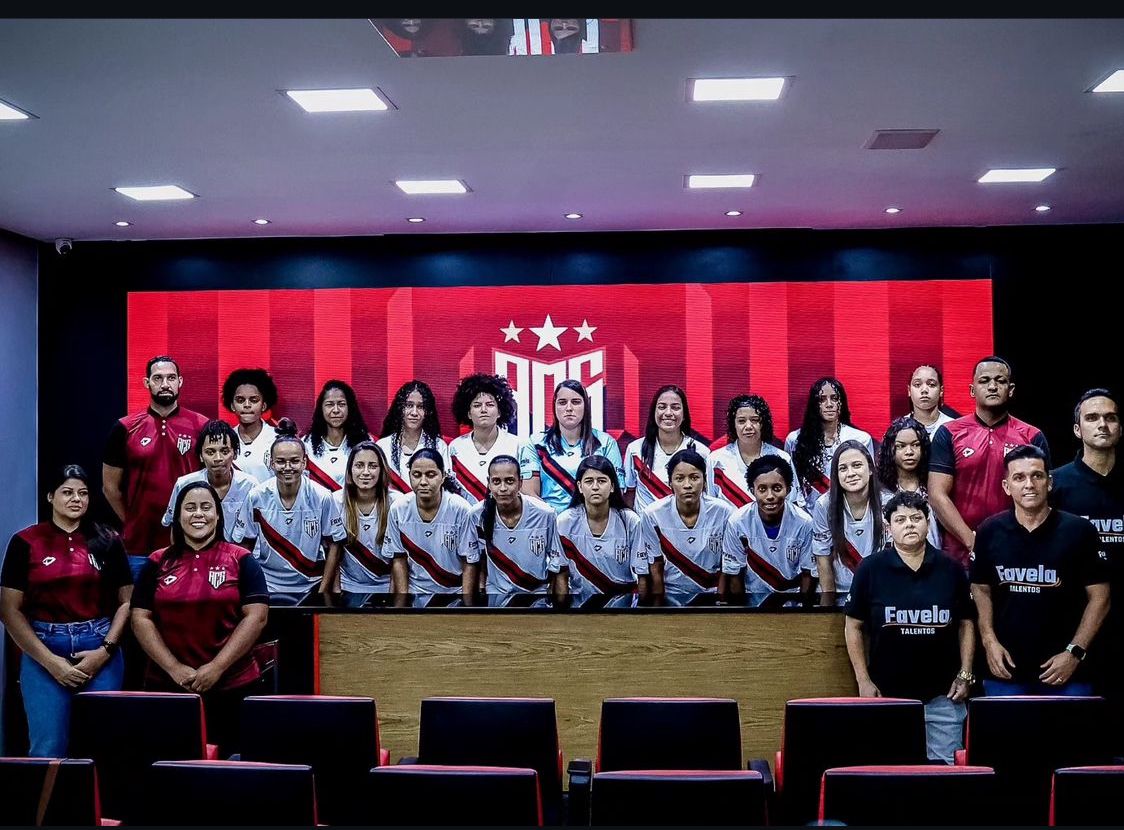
[501,316,597,351]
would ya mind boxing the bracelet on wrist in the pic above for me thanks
[956,669,976,684]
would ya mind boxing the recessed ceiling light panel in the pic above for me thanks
[395,179,467,195]
[284,88,389,112]
[0,98,33,120]
[690,77,785,102]
[1091,70,1124,93]
[686,174,756,189]
[407,217,426,223]
[114,185,196,201]
[978,168,1056,184]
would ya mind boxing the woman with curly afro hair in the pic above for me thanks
[221,368,279,482]
[447,373,534,504]
[377,380,450,494]
[783,377,874,512]
[706,394,799,510]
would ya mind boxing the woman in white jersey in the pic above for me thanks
[558,455,641,598]
[906,364,954,438]
[303,379,372,492]
[232,419,346,601]
[221,368,279,482]
[386,448,479,599]
[377,380,450,494]
[637,449,733,597]
[812,440,884,594]
[471,455,567,598]
[447,373,532,505]
[708,394,798,510]
[786,377,875,511]
[163,420,257,542]
[332,441,402,598]
[877,416,942,549]
[623,385,710,511]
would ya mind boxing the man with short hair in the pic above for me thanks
[929,355,1050,568]
[103,356,209,576]
[1051,388,1124,746]
[971,445,1110,695]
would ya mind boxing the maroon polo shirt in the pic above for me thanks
[1,522,132,622]
[104,405,210,556]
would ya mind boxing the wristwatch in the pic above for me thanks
[956,670,976,684]
[1065,643,1087,662]
[100,638,119,656]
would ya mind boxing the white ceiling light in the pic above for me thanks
[691,77,785,102]
[724,210,743,217]
[1091,70,1124,93]
[978,168,1056,184]
[884,206,902,214]
[687,174,756,189]
[252,218,270,225]
[1035,204,1052,213]
[564,212,583,220]
[395,179,467,195]
[114,185,196,201]
[407,217,426,223]
[0,98,33,120]
[115,220,131,227]
[284,88,388,113]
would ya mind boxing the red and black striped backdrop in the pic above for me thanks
[127,279,992,444]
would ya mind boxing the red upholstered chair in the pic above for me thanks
[68,691,215,824]
[956,696,1111,824]
[140,760,317,826]
[406,697,564,825]
[238,695,388,825]
[367,765,542,826]
[590,769,766,826]
[819,765,998,825]
[1050,765,1124,826]
[775,697,927,824]
[0,757,102,825]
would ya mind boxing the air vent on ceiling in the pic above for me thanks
[865,129,939,150]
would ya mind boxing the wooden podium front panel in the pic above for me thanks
[317,612,855,764]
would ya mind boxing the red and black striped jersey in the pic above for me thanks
[469,495,563,594]
[722,502,814,593]
[623,436,710,511]
[332,489,403,592]
[383,492,479,594]
[637,494,733,592]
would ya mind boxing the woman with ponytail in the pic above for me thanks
[471,455,567,598]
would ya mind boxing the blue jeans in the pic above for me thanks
[21,618,125,757]
[983,678,1095,696]
[924,694,967,763]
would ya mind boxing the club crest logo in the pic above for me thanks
[177,436,192,455]
[787,543,802,568]
[442,530,458,551]
[708,533,724,555]
[493,316,605,439]
[303,518,319,539]
[208,567,226,589]
[615,542,629,564]
[529,534,547,557]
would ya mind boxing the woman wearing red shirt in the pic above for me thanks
[0,465,133,756]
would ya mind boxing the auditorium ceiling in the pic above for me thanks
[1,18,1123,241]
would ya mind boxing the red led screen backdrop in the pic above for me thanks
[127,280,992,444]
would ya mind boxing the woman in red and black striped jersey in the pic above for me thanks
[334,441,402,597]
[377,380,451,495]
[1,465,133,756]
[131,481,269,755]
[303,379,373,491]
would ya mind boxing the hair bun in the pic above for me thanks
[275,417,299,438]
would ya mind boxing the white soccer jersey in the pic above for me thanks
[447,429,534,505]
[301,435,353,492]
[783,424,876,511]
[910,410,953,438]
[557,506,641,596]
[375,434,452,494]
[879,486,943,549]
[232,477,346,595]
[810,495,881,592]
[332,489,404,592]
[235,422,276,482]
[383,492,480,594]
[706,442,800,510]
[623,436,711,511]
[469,495,563,594]
[162,469,258,543]
[638,494,733,593]
[722,501,814,594]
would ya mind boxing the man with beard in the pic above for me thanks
[1052,388,1124,749]
[103,356,209,577]
[928,356,1050,568]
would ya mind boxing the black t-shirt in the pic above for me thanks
[846,544,976,701]
[970,509,1109,683]
[1051,455,1124,589]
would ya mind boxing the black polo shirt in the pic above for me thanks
[970,508,1109,683]
[846,544,975,702]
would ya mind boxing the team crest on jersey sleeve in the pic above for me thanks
[208,567,227,589]
[177,435,192,455]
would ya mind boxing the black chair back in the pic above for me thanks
[597,698,742,772]
[142,760,316,825]
[367,765,541,826]
[0,758,99,825]
[819,765,998,825]
[591,770,765,826]
[1051,765,1124,826]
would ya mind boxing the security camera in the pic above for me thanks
[54,238,74,255]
